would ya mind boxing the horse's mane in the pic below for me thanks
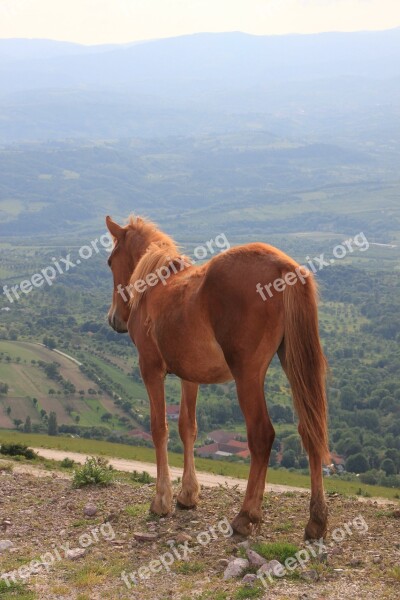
[126,216,191,309]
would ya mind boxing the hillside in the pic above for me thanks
[0,340,145,432]
[0,463,399,599]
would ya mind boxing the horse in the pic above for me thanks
[105,214,329,539]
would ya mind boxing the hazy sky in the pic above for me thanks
[0,0,399,45]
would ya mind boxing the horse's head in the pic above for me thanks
[105,216,135,333]
[106,214,179,333]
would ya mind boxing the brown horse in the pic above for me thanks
[105,215,329,539]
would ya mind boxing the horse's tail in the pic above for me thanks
[281,267,329,463]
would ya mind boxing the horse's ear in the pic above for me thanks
[106,216,124,240]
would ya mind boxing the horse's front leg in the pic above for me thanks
[140,360,173,516]
[177,380,200,509]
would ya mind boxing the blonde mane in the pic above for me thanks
[126,216,191,310]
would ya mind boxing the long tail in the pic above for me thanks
[281,267,329,463]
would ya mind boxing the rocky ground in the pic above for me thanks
[0,463,399,600]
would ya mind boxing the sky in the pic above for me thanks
[0,0,399,45]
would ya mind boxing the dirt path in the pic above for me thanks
[31,447,397,504]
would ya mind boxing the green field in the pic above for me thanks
[1,430,398,501]
[0,341,134,429]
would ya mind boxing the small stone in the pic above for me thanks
[372,556,382,564]
[0,540,14,553]
[246,548,267,567]
[1,520,11,532]
[133,532,158,542]
[66,548,86,560]
[223,558,249,579]
[257,559,284,577]
[242,573,257,585]
[84,504,97,517]
[237,540,250,549]
[175,533,192,543]
[349,558,364,567]
[216,558,230,570]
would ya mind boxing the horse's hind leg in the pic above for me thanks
[301,428,328,540]
[231,374,275,536]
[176,380,200,509]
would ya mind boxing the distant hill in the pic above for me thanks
[0,29,399,142]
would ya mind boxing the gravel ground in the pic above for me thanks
[0,467,399,599]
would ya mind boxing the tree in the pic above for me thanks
[101,412,113,423]
[75,415,80,424]
[6,406,11,416]
[43,336,56,350]
[282,434,302,455]
[48,411,58,436]
[269,449,278,467]
[13,418,23,430]
[380,458,396,476]
[23,416,32,433]
[281,449,296,469]
[0,382,9,395]
[345,453,369,474]
[340,386,357,410]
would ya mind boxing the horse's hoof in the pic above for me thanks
[231,513,253,537]
[176,498,197,510]
[176,489,199,510]
[150,495,172,516]
[304,519,328,541]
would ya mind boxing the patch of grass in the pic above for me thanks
[131,470,153,483]
[60,457,75,468]
[72,457,114,488]
[234,585,264,599]
[356,487,372,498]
[0,579,35,599]
[252,541,299,563]
[72,519,96,528]
[388,566,400,581]
[376,509,397,518]
[72,564,110,588]
[198,592,228,600]
[273,522,293,532]
[50,586,70,595]
[0,460,13,472]
[125,503,150,518]
[173,561,204,574]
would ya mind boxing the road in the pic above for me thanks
[31,447,305,494]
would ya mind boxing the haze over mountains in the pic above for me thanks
[0,29,399,142]
[0,29,399,239]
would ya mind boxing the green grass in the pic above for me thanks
[234,585,264,600]
[78,351,145,398]
[0,578,35,599]
[252,541,299,563]
[125,503,151,518]
[0,430,399,501]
